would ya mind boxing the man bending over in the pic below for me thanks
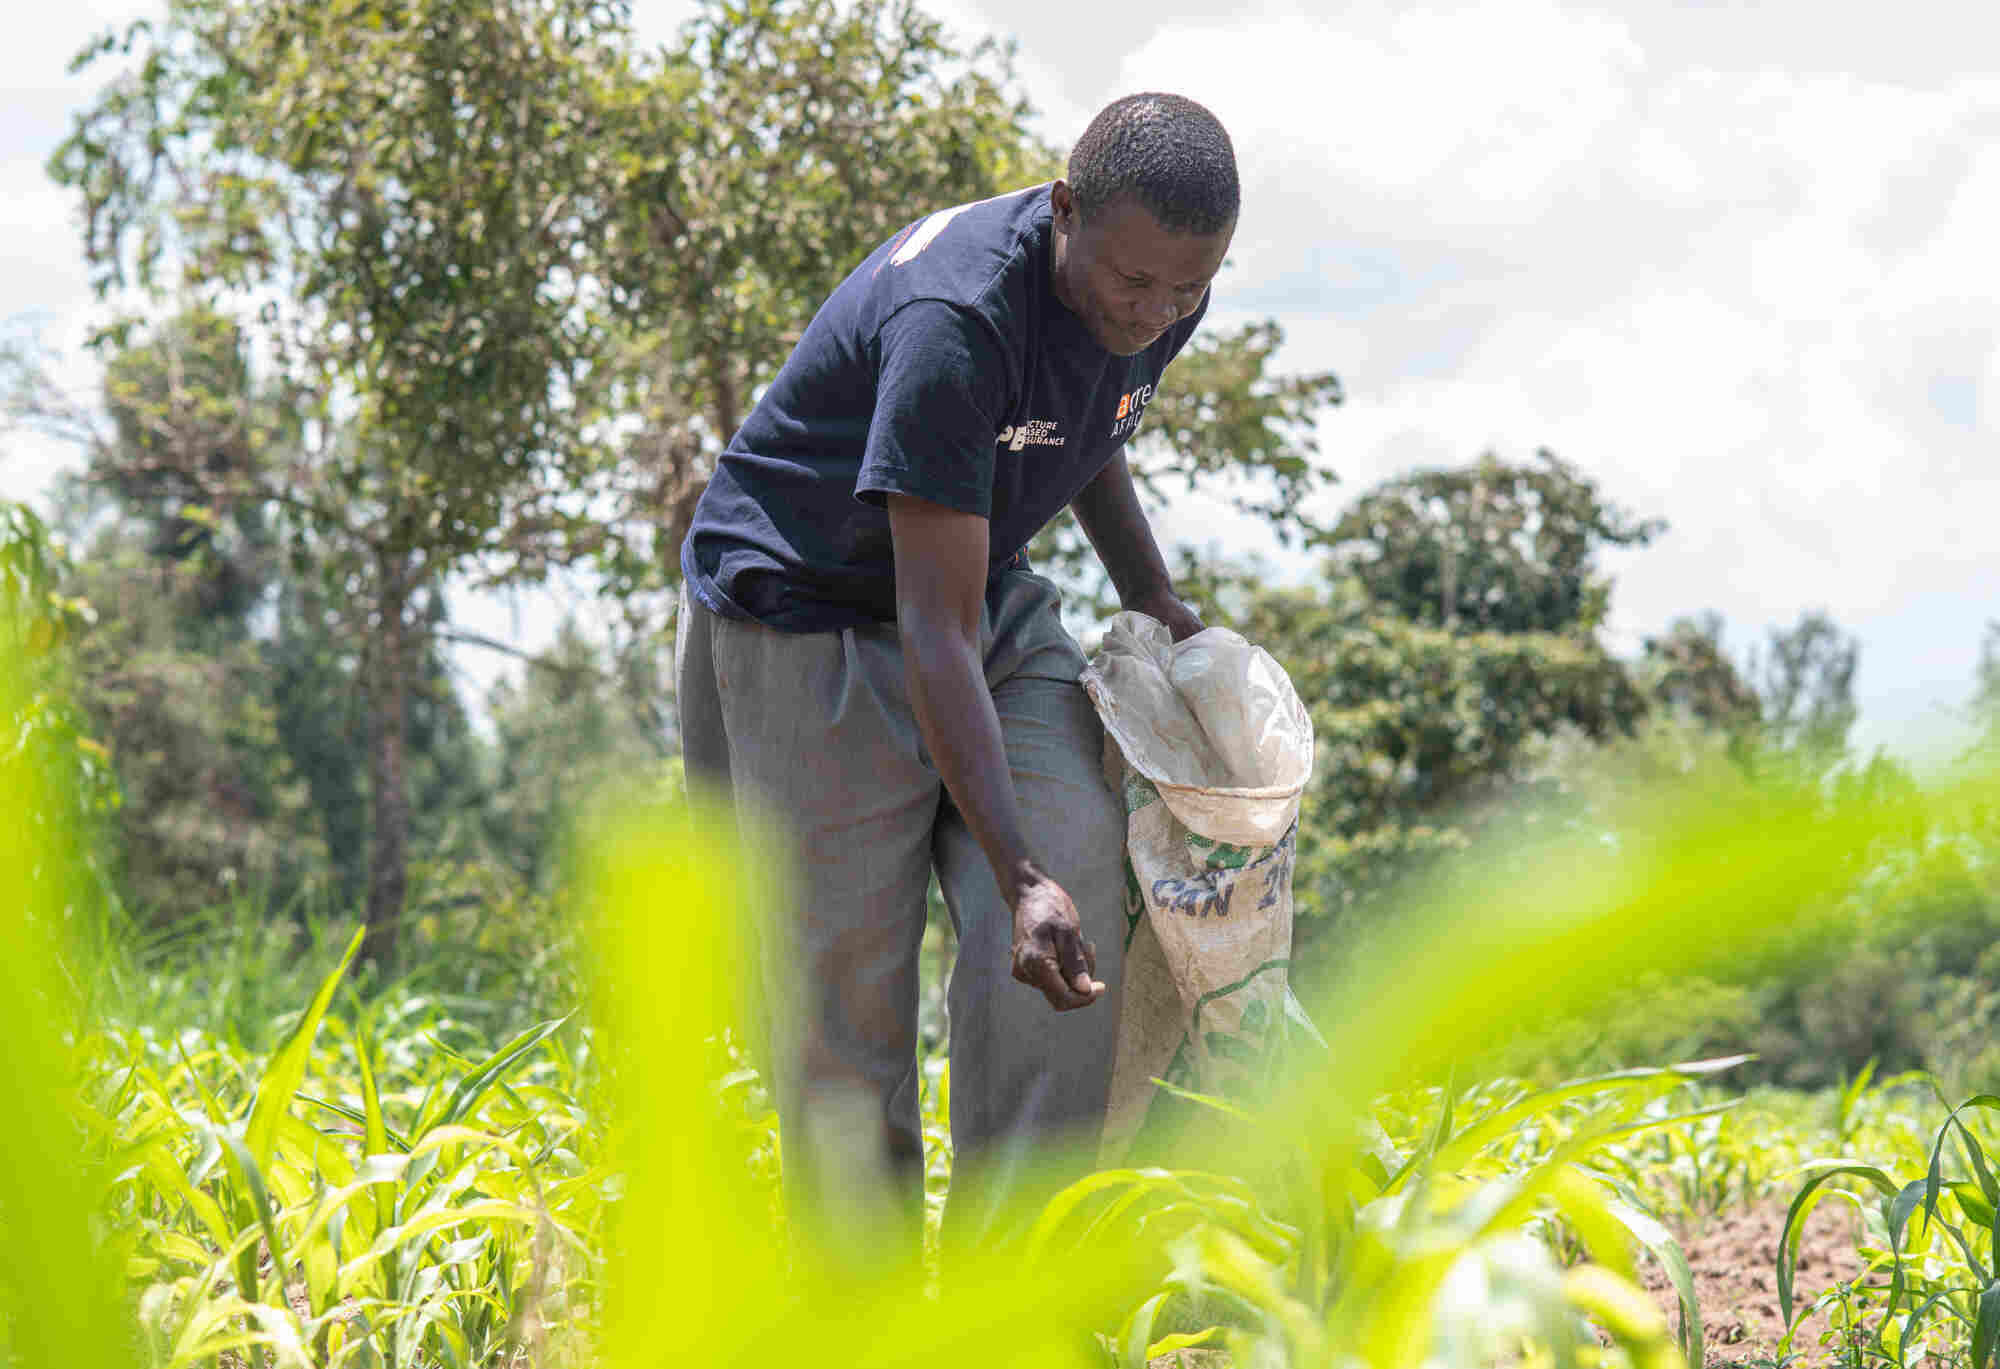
[677,91,1238,1261]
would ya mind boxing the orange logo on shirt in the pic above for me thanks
[1111,384,1155,438]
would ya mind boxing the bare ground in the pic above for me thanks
[1638,1198,1871,1367]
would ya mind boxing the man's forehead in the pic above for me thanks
[1097,202,1233,275]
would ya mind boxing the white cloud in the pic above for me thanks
[5,0,1992,756]
[1103,5,1999,748]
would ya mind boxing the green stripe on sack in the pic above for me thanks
[1188,958,1291,1041]
[1122,770,1160,814]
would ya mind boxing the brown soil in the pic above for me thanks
[1638,1198,1872,1367]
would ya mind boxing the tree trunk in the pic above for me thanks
[362,554,412,969]
[710,351,741,449]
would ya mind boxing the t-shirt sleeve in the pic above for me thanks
[854,300,1012,517]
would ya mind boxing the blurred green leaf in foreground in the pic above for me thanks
[0,590,130,1368]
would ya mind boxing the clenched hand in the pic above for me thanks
[1010,875,1104,1011]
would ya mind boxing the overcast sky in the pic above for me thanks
[6,1,1995,762]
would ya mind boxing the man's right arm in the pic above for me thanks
[887,493,1103,1013]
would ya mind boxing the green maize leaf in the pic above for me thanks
[178,1039,233,1129]
[1901,1287,1958,1367]
[397,1121,535,1173]
[149,1230,215,1267]
[423,1027,481,1067]
[410,1072,445,1139]
[1461,1163,1614,1268]
[1953,1181,1998,1230]
[1779,1163,1899,1325]
[1885,1178,1929,1332]
[1126,1174,1295,1255]
[1953,1095,2000,1208]
[390,1123,532,1222]
[1950,1096,2000,1262]
[436,1232,490,1265]
[1890,1178,1930,1248]
[165,1330,284,1369]
[1920,1116,1994,1283]
[1607,1197,1702,1364]
[1563,1265,1677,1369]
[187,1122,226,1192]
[1116,1290,1170,1369]
[1436,1057,1750,1172]
[245,926,363,1173]
[1148,1326,1223,1358]
[1188,1226,1321,1363]
[167,1272,269,1363]
[1085,1175,1190,1249]
[1028,1167,1178,1258]
[1837,1059,1878,1130]
[267,1151,314,1209]
[432,1014,570,1132]
[142,1143,235,1251]
[1976,1279,2000,1369]
[97,1056,142,1122]
[1149,1075,1258,1126]
[1544,1100,1742,1174]
[298,1207,341,1319]
[241,1285,315,1366]
[216,1125,288,1306]
[1348,1242,1460,1369]
[357,1025,391,1155]
[300,1093,413,1152]
[341,1197,540,1280]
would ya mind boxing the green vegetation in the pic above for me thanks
[13,702,2000,1365]
[7,1,2000,1365]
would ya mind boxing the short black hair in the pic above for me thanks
[1067,92,1239,235]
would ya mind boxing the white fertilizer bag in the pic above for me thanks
[1082,613,1321,1163]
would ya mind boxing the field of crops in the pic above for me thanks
[9,667,2000,1367]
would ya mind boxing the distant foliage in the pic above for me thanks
[1320,449,1663,634]
[0,501,121,850]
[1637,612,1762,738]
[1750,608,1861,767]
[1189,452,1657,955]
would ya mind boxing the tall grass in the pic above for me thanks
[9,628,2000,1365]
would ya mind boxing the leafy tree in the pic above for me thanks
[589,0,1348,640]
[482,621,664,892]
[53,0,645,963]
[1637,612,1761,736]
[1750,608,1860,766]
[1967,620,2000,760]
[589,0,1060,619]
[16,309,500,923]
[37,0,1365,958]
[60,522,323,919]
[1319,449,1664,634]
[0,500,122,904]
[1214,452,1659,958]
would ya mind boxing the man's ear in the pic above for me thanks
[1050,179,1076,234]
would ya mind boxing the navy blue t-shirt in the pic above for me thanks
[680,183,1208,632]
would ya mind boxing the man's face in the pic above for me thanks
[1050,180,1233,357]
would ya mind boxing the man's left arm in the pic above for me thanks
[1070,450,1206,643]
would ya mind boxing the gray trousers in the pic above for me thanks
[675,570,1127,1261]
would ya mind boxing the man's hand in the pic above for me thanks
[1071,453,1207,644]
[1127,588,1206,644]
[1010,873,1104,1011]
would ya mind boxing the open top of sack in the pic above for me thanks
[1081,612,1314,848]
